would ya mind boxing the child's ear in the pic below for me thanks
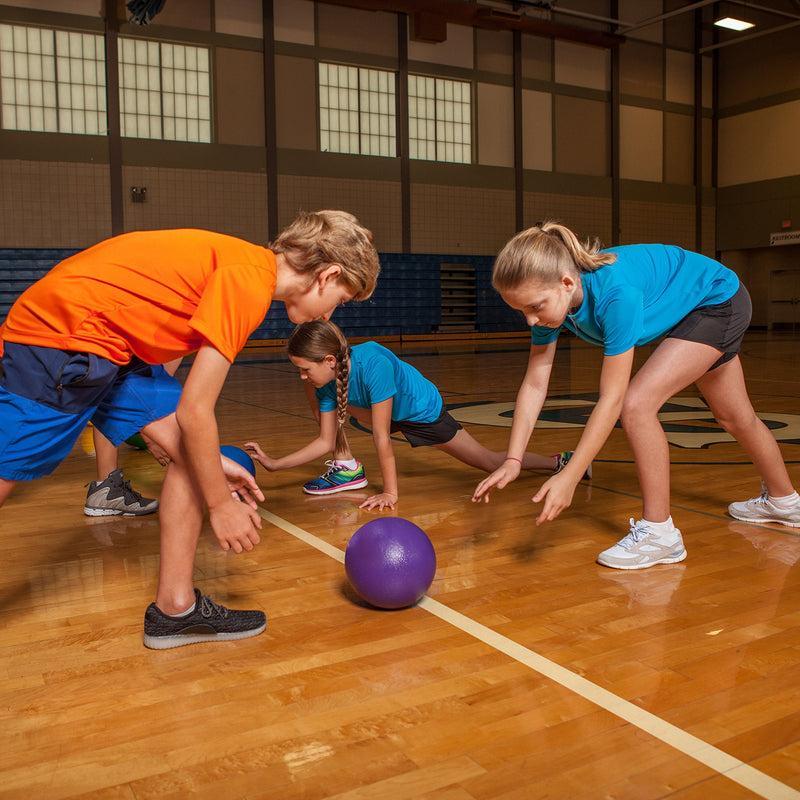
[318,264,343,286]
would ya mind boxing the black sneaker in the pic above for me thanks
[84,468,159,516]
[143,589,267,649]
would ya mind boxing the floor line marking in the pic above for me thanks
[258,507,800,800]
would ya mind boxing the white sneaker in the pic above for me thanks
[597,519,686,570]
[728,488,800,528]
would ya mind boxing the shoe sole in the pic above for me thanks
[597,548,687,570]
[303,478,368,496]
[143,622,267,649]
[84,506,159,516]
[728,511,800,528]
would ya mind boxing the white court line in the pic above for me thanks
[258,507,800,800]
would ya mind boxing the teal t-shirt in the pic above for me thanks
[530,244,740,355]
[316,341,443,423]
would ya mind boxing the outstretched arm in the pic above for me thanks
[472,342,556,502]
[532,347,634,524]
[245,408,338,471]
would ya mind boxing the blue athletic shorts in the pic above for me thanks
[0,342,182,480]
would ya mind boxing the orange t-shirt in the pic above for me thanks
[0,229,277,365]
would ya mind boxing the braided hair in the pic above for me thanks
[287,320,351,455]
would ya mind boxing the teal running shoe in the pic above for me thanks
[303,460,368,495]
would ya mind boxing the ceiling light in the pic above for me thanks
[714,17,755,31]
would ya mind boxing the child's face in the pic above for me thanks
[289,354,336,388]
[501,274,581,328]
[285,266,355,323]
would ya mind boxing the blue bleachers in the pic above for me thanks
[0,248,525,339]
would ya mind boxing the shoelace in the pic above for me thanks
[199,594,230,619]
[617,518,652,550]
[120,476,146,504]
[746,482,770,507]
[320,460,341,477]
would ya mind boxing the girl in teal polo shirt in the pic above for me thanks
[472,221,799,568]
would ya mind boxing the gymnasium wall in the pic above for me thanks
[0,0,798,332]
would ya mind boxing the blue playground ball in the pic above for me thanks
[220,445,256,477]
[345,517,437,609]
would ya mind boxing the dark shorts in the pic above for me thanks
[0,342,181,480]
[666,283,752,371]
[391,405,462,448]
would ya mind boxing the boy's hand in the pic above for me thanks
[208,497,262,553]
[243,441,277,471]
[472,460,521,503]
[220,456,265,510]
[359,491,397,511]
[532,471,577,525]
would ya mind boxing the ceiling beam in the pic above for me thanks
[313,0,625,48]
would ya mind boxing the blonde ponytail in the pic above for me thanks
[493,220,616,292]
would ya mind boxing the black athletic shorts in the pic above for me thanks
[391,405,462,447]
[666,283,752,371]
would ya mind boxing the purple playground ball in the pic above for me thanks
[345,517,437,609]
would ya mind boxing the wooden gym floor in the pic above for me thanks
[1,329,799,799]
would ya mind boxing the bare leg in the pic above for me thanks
[696,356,795,497]
[92,426,119,480]
[0,477,16,507]
[141,413,200,615]
[622,338,726,522]
[348,407,557,473]
[435,428,556,472]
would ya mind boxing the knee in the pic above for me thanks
[620,392,650,430]
[715,407,759,437]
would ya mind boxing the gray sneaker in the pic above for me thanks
[729,487,800,528]
[143,589,267,649]
[597,518,686,570]
[84,468,159,516]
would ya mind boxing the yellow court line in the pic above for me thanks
[258,507,800,800]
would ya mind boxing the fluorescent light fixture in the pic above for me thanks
[714,17,755,31]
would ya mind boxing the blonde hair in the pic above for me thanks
[271,210,380,301]
[288,320,351,455]
[492,220,616,292]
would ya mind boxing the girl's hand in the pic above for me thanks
[359,491,398,511]
[532,472,577,525]
[208,496,262,553]
[472,460,522,503]
[243,441,277,471]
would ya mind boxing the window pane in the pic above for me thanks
[319,60,395,157]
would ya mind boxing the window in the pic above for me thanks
[0,23,211,143]
[408,75,471,164]
[0,23,106,135]
[318,62,395,157]
[118,38,211,142]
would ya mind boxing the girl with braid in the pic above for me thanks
[472,221,799,569]
[245,320,586,511]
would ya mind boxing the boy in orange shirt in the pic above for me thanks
[0,210,379,649]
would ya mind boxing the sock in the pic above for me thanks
[335,458,358,470]
[642,517,676,536]
[769,491,800,509]
[169,601,196,619]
